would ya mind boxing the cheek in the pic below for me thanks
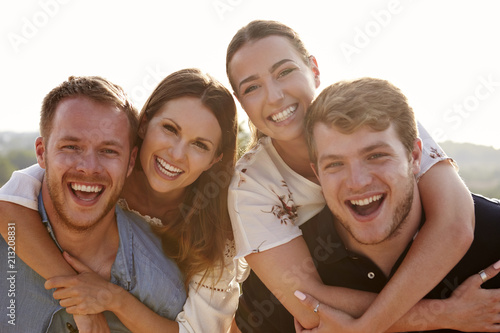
[319,175,341,200]
[241,95,263,117]
[139,146,150,169]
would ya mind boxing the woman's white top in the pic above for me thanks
[0,164,239,333]
[228,122,451,282]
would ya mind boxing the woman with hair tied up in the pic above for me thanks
[225,20,491,332]
[0,68,240,332]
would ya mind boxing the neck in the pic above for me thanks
[122,168,185,223]
[336,191,422,277]
[272,135,318,183]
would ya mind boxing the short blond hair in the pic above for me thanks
[305,77,417,163]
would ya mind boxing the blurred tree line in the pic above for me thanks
[440,141,500,199]
[0,132,38,185]
[1,132,499,199]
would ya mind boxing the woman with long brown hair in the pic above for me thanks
[0,68,239,332]
[225,20,490,332]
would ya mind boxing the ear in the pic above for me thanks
[309,55,321,88]
[411,138,423,175]
[127,146,138,177]
[35,137,47,169]
[205,153,223,171]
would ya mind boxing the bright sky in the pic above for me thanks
[2,0,499,148]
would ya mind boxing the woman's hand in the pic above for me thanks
[293,291,370,333]
[439,260,500,332]
[45,252,125,315]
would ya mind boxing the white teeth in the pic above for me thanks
[271,105,297,122]
[71,183,102,193]
[350,194,383,206]
[156,157,183,176]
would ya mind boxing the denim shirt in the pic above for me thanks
[1,193,186,332]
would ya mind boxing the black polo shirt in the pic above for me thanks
[234,194,500,333]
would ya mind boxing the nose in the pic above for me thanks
[345,161,372,191]
[266,80,284,106]
[76,151,103,175]
[169,142,187,161]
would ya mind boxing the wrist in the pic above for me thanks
[415,298,451,331]
[104,282,127,313]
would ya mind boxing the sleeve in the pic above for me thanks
[417,121,454,178]
[0,164,44,210]
[229,165,302,254]
[228,149,305,282]
[176,241,239,333]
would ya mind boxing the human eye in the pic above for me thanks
[163,124,178,134]
[192,141,209,151]
[368,153,388,160]
[102,148,119,155]
[62,145,79,151]
[322,160,343,171]
[278,67,295,78]
[243,84,259,95]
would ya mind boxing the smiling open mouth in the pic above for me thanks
[70,183,104,201]
[156,156,184,177]
[269,104,297,123]
[348,194,384,216]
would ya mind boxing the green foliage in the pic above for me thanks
[0,132,38,187]
[0,156,16,186]
[7,150,36,169]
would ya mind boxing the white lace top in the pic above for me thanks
[0,164,239,333]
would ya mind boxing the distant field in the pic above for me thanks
[440,141,500,199]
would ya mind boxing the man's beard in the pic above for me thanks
[334,169,415,246]
[45,160,122,233]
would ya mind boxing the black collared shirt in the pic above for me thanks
[235,194,500,333]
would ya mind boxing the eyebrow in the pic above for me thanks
[318,141,391,164]
[237,58,295,93]
[59,136,124,148]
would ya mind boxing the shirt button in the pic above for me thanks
[367,272,375,279]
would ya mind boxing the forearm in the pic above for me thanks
[387,298,449,332]
[111,290,179,333]
[247,236,380,328]
[0,201,76,278]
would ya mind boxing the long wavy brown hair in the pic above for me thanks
[136,68,238,290]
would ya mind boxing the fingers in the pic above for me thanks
[294,318,316,333]
[45,275,77,290]
[477,259,500,285]
[294,290,321,314]
[63,251,92,273]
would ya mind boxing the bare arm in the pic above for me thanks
[0,201,76,277]
[295,261,500,332]
[246,237,376,329]
[390,260,500,332]
[247,161,474,331]
[46,251,180,333]
[0,201,112,332]
[1,203,181,332]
